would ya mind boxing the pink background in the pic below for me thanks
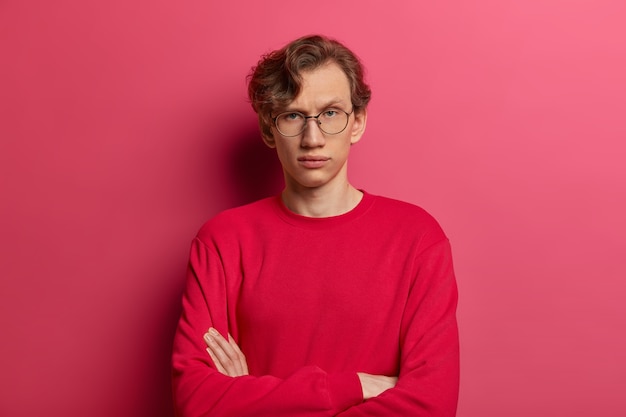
[1,1,625,416]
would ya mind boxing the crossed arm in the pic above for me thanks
[174,236,459,416]
[203,327,398,400]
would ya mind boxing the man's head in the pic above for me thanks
[248,35,371,140]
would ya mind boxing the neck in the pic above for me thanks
[281,182,363,218]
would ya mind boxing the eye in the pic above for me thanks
[323,109,338,118]
[281,112,303,122]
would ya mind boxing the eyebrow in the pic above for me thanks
[282,99,348,113]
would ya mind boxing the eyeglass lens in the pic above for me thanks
[275,109,350,137]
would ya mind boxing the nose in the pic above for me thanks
[301,117,326,148]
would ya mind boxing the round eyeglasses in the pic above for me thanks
[272,108,354,137]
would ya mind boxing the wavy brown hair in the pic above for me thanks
[247,35,371,139]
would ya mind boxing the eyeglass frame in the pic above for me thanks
[270,107,355,137]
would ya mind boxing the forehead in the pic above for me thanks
[287,62,352,110]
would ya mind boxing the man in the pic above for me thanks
[172,34,459,416]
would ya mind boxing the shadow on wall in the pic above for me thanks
[225,119,284,207]
[142,262,185,417]
[149,113,282,417]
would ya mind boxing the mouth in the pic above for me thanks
[298,155,330,168]
[298,156,330,162]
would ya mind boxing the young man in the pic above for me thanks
[172,35,459,416]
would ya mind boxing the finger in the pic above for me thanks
[206,328,244,376]
[204,332,227,373]
[206,333,241,376]
[228,333,249,375]
[228,333,248,374]
[205,346,227,375]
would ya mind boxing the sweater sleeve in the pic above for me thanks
[171,237,363,417]
[337,239,460,417]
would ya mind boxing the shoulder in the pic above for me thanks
[365,192,448,247]
[369,194,432,215]
[368,193,442,228]
[196,196,277,242]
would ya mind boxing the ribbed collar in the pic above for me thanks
[272,190,375,230]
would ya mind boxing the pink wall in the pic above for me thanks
[1,1,625,416]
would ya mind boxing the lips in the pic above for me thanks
[298,155,330,168]
[298,155,329,162]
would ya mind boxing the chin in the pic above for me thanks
[286,168,342,190]
[298,181,329,189]
[288,175,329,190]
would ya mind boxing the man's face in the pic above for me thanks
[264,61,367,192]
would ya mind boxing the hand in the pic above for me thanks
[204,328,249,377]
[357,373,398,400]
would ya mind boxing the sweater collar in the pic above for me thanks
[273,190,375,229]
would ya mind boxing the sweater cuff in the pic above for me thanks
[326,372,363,412]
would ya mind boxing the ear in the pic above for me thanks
[262,133,276,149]
[350,108,367,145]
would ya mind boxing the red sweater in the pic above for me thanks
[172,192,459,416]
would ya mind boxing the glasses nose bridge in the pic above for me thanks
[300,113,323,136]
[302,114,322,125]
[300,113,326,141]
